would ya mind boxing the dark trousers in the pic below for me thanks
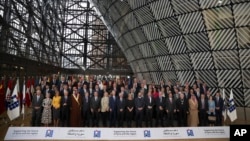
[117,111,124,127]
[61,109,70,127]
[91,111,99,127]
[145,109,153,127]
[31,108,42,126]
[109,111,117,127]
[82,110,90,127]
[215,109,222,126]
[126,110,134,127]
[166,111,175,126]
[135,110,143,127]
[177,110,187,126]
[102,111,109,127]
[156,110,164,127]
[199,109,208,126]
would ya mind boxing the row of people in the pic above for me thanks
[31,85,224,127]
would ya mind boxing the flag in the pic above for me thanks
[222,89,227,121]
[21,81,26,114]
[0,79,5,115]
[25,79,31,107]
[227,89,237,122]
[7,78,20,121]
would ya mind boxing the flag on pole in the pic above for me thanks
[5,79,13,102]
[227,89,237,122]
[21,81,26,115]
[222,89,227,121]
[7,78,20,121]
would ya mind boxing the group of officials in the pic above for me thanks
[31,75,224,127]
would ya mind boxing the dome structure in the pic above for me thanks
[90,0,250,107]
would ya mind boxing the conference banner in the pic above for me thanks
[5,126,229,140]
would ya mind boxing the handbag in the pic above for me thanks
[208,115,216,121]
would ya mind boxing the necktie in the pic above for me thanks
[170,98,172,103]
[86,97,88,102]
[37,96,40,102]
[160,97,162,103]
[149,97,151,103]
[202,99,204,109]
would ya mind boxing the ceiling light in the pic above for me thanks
[218,0,223,4]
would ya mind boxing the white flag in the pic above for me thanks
[227,89,237,122]
[7,79,20,121]
[222,89,227,121]
[21,81,26,114]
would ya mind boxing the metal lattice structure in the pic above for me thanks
[90,0,250,107]
[0,0,131,75]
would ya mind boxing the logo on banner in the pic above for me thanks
[45,129,53,137]
[94,130,101,138]
[186,129,194,136]
[144,130,151,137]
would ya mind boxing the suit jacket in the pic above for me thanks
[109,96,118,111]
[165,98,176,112]
[135,97,145,112]
[61,95,71,113]
[155,97,165,111]
[198,98,208,111]
[90,96,101,111]
[116,98,126,112]
[32,94,44,108]
[144,96,155,110]
[215,97,224,111]
[176,98,188,112]
[82,96,90,112]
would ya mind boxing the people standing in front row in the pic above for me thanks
[126,93,134,127]
[207,95,216,126]
[135,92,145,127]
[52,89,61,127]
[117,92,126,127]
[198,93,208,126]
[101,92,109,127]
[215,92,223,126]
[109,90,117,127]
[70,89,82,127]
[41,92,52,127]
[90,91,101,127]
[82,91,90,127]
[61,90,71,127]
[145,91,154,127]
[31,89,44,126]
[165,92,176,127]
[176,93,188,126]
[188,94,199,127]
[155,92,165,127]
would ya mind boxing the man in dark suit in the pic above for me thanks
[176,92,189,126]
[109,90,117,127]
[31,89,44,126]
[117,92,126,127]
[94,84,103,98]
[82,91,91,127]
[90,91,101,127]
[165,92,176,127]
[198,93,208,126]
[155,92,165,127]
[214,91,224,126]
[145,91,154,127]
[50,74,59,88]
[135,92,145,127]
[61,90,71,127]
